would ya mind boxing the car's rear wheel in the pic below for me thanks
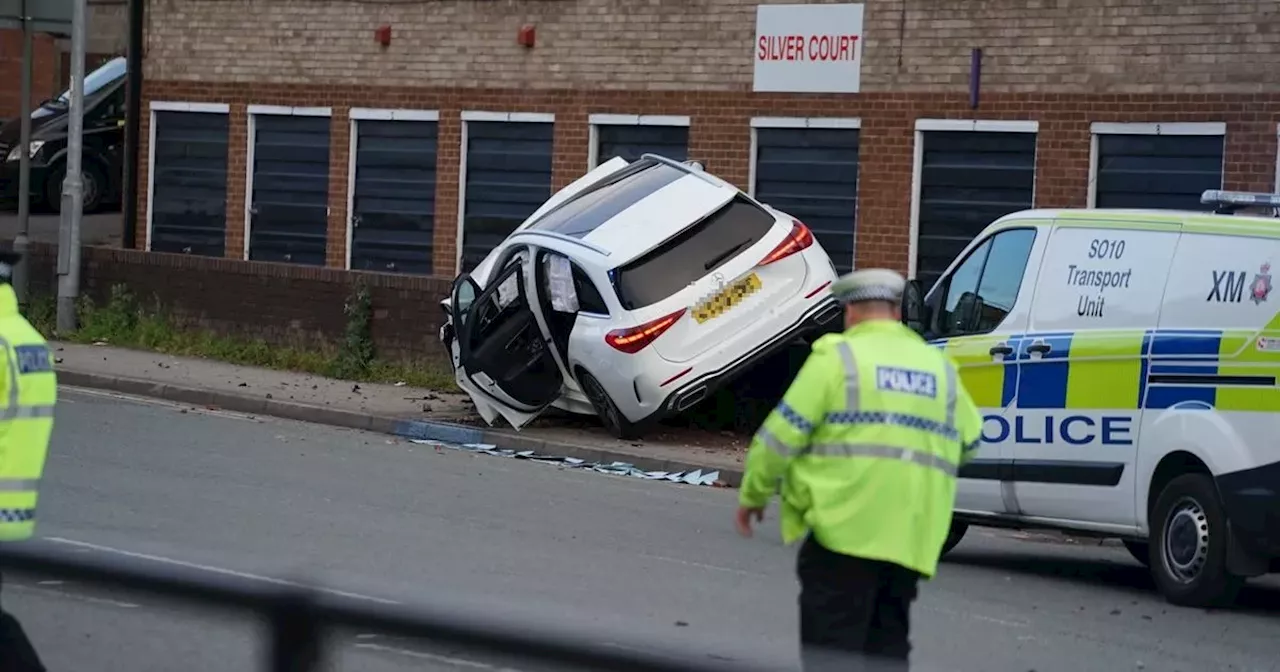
[1148,473,1244,607]
[577,369,639,440]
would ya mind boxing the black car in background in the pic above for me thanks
[0,56,126,213]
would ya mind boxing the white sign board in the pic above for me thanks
[753,3,865,94]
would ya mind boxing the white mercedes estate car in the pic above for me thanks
[440,154,841,439]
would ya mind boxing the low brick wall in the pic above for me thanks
[21,244,453,364]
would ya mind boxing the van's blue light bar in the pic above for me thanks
[1201,190,1280,210]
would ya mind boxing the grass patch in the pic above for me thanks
[27,285,457,392]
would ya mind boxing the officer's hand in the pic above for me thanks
[735,506,765,538]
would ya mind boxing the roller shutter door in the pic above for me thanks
[149,111,229,257]
[1094,134,1224,210]
[249,115,331,266]
[460,121,553,272]
[753,127,859,274]
[915,131,1036,290]
[349,119,437,274]
[596,125,689,164]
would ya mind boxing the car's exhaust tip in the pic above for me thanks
[675,385,708,412]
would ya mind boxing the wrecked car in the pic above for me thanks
[440,154,842,439]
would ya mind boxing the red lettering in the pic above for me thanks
[758,34,860,62]
[757,36,768,61]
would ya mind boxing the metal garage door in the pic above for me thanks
[149,111,229,257]
[915,131,1036,290]
[350,120,437,275]
[753,128,859,274]
[249,115,331,266]
[1094,134,1224,210]
[596,125,689,164]
[460,121,553,272]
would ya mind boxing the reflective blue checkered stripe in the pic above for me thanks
[775,401,815,434]
[823,410,960,442]
[0,508,34,523]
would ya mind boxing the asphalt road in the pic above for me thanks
[3,388,1279,671]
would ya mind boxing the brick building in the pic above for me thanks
[42,0,1274,361]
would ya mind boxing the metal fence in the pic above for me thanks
[0,541,778,672]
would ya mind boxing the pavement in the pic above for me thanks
[0,206,123,247]
[3,388,1279,671]
[51,340,750,485]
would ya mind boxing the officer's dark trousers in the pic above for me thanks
[0,572,46,672]
[796,535,921,672]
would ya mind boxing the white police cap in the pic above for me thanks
[830,268,906,305]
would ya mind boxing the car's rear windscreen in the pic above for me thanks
[612,197,776,310]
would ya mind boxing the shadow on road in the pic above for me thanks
[945,549,1280,618]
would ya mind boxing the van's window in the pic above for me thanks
[528,160,686,238]
[612,197,775,309]
[938,228,1036,337]
[55,57,126,104]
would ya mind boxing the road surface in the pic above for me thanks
[0,208,122,247]
[3,387,1278,671]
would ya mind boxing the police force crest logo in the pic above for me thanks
[1250,262,1273,305]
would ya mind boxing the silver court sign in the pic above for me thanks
[752,3,865,94]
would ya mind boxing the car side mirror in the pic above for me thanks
[452,277,478,324]
[901,279,926,335]
[950,292,985,335]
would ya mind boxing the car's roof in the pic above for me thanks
[989,207,1280,239]
[522,158,741,264]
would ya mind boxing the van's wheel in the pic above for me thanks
[577,369,639,441]
[941,522,968,557]
[44,161,105,214]
[1148,474,1244,608]
[1122,540,1150,567]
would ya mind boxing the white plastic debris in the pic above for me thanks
[409,439,723,487]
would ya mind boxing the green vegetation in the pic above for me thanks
[26,283,456,392]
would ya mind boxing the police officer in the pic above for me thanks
[0,250,55,672]
[734,269,982,671]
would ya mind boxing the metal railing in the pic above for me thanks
[0,541,778,672]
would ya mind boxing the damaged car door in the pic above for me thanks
[451,254,565,429]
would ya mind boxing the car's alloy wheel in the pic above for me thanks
[1148,473,1244,607]
[577,369,638,440]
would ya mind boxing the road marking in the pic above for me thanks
[8,582,141,609]
[353,642,525,671]
[638,553,762,577]
[44,537,399,605]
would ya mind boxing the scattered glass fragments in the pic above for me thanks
[411,439,723,487]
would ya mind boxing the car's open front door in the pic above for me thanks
[450,258,565,430]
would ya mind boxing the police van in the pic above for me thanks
[902,190,1280,608]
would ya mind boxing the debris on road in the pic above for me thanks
[410,439,725,486]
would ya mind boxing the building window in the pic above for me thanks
[458,111,555,273]
[1090,122,1225,211]
[245,105,333,266]
[588,114,689,168]
[911,119,1038,290]
[147,102,230,257]
[347,109,439,275]
[750,117,860,274]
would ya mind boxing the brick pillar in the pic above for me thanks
[432,107,462,276]
[135,91,152,249]
[552,107,589,191]
[1034,116,1091,209]
[853,109,915,274]
[225,104,249,259]
[691,105,751,191]
[1224,120,1277,193]
[326,107,351,268]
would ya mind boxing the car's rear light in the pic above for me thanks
[605,308,686,354]
[758,219,815,266]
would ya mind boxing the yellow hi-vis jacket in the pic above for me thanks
[0,284,56,542]
[739,319,982,578]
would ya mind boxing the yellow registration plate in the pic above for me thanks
[691,273,764,324]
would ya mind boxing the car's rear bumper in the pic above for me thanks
[1218,460,1280,558]
[645,296,841,423]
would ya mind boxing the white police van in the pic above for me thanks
[901,190,1280,608]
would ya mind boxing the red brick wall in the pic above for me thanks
[135,81,1280,278]
[21,243,453,364]
[0,29,57,120]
